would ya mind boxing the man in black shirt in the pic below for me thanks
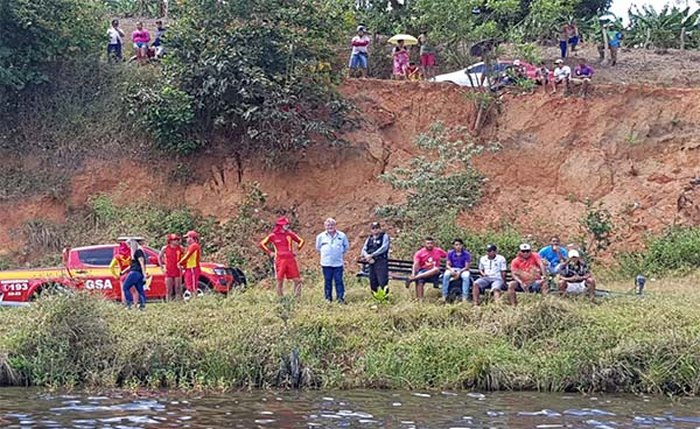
[360,222,390,295]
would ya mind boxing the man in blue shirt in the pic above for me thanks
[316,218,350,304]
[538,236,568,275]
[607,27,623,66]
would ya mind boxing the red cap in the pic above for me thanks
[167,233,180,241]
[185,230,199,240]
[118,242,130,257]
[275,217,290,226]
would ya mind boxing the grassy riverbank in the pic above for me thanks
[1,274,699,395]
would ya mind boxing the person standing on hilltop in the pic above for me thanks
[392,39,410,80]
[259,217,305,298]
[131,22,151,65]
[418,31,436,80]
[607,26,623,66]
[316,218,350,304]
[179,230,202,300]
[559,23,570,58]
[360,222,390,297]
[107,19,125,62]
[349,25,371,78]
[159,233,184,301]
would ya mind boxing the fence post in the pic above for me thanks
[681,27,686,50]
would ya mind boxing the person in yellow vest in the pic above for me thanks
[109,242,132,304]
[178,230,202,300]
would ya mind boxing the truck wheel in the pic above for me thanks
[31,282,69,301]
[197,278,212,296]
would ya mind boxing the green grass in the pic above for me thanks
[2,274,700,395]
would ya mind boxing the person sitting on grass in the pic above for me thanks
[572,60,594,97]
[406,62,421,81]
[472,244,508,305]
[405,237,446,300]
[558,249,596,298]
[552,59,571,94]
[440,238,471,303]
[508,243,548,306]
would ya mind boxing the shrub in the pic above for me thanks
[617,227,700,277]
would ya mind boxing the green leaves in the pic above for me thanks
[627,4,700,49]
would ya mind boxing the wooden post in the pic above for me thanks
[681,27,686,50]
[602,26,610,64]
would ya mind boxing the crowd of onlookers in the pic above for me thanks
[259,218,596,306]
[106,19,167,64]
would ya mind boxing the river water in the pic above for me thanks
[0,388,699,428]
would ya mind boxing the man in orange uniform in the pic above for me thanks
[110,242,132,303]
[259,217,304,297]
[159,233,184,301]
[179,230,202,300]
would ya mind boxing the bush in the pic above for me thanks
[617,227,700,277]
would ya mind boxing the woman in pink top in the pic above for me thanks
[392,40,410,80]
[132,22,151,64]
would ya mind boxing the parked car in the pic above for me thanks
[0,242,246,304]
[432,60,537,87]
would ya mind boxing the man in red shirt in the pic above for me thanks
[159,233,184,301]
[179,230,202,300]
[508,243,548,305]
[406,237,447,300]
[259,217,305,297]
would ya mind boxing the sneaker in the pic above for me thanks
[183,290,192,301]
[338,298,347,305]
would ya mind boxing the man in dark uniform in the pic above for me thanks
[360,222,390,295]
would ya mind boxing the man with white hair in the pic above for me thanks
[316,218,350,304]
[558,249,596,298]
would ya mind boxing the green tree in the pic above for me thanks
[0,0,104,91]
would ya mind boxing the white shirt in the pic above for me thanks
[554,65,571,80]
[107,27,123,45]
[479,254,507,279]
[351,35,371,55]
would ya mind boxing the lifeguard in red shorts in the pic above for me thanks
[159,233,184,301]
[179,230,202,300]
[259,217,304,297]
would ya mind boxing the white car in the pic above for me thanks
[432,60,535,87]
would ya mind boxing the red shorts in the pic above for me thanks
[275,258,300,280]
[420,53,436,67]
[165,267,181,278]
[183,267,201,292]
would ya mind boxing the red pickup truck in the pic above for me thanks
[0,243,246,304]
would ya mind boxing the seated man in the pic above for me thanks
[508,243,548,305]
[441,238,471,303]
[572,61,594,97]
[535,62,554,94]
[552,59,571,94]
[538,236,568,276]
[472,244,507,305]
[558,250,596,298]
[406,237,447,300]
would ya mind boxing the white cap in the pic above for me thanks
[555,59,563,64]
[513,59,521,66]
[569,249,580,258]
[519,243,532,251]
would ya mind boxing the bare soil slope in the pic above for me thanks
[3,79,700,260]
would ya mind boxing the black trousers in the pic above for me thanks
[369,259,389,292]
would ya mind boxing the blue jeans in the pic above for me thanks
[349,52,368,69]
[559,40,567,58]
[107,43,122,62]
[123,271,146,308]
[441,270,471,298]
[322,266,345,301]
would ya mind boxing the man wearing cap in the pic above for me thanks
[110,241,132,304]
[406,237,447,300]
[472,244,508,305]
[508,243,548,305]
[349,25,371,78]
[558,250,596,297]
[538,236,568,276]
[552,59,571,94]
[360,222,390,295]
[179,230,202,300]
[260,217,305,297]
[159,233,184,301]
[316,218,350,304]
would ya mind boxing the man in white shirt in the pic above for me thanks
[553,59,571,93]
[472,244,508,305]
[349,26,371,78]
[107,19,125,62]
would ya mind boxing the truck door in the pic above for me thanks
[141,247,167,300]
[71,246,121,301]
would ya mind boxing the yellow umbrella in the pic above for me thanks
[388,34,419,46]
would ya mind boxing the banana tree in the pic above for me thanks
[627,5,700,49]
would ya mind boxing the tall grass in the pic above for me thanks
[2,275,700,395]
